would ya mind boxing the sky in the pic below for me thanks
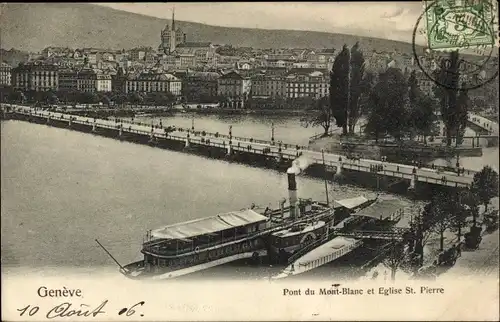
[94,2,427,45]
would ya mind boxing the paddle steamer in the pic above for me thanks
[101,163,341,279]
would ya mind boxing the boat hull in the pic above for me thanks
[122,250,267,280]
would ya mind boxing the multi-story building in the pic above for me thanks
[292,61,312,69]
[96,73,112,92]
[251,74,286,98]
[58,69,79,91]
[1,62,12,86]
[101,52,116,62]
[217,71,252,108]
[183,71,220,102]
[41,47,72,58]
[176,54,196,68]
[12,61,59,91]
[175,42,216,63]
[77,69,112,93]
[235,61,252,70]
[261,67,289,77]
[125,72,182,96]
[128,48,147,62]
[285,70,329,99]
[86,52,98,65]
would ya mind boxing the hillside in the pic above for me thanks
[0,48,29,66]
[0,3,421,53]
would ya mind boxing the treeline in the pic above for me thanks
[385,165,498,281]
[0,87,177,108]
[304,42,472,147]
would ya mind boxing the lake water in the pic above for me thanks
[1,115,497,280]
[129,113,322,146]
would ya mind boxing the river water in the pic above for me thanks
[1,114,498,280]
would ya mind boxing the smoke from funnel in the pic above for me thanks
[286,155,312,175]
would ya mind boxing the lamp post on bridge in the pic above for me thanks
[271,122,275,144]
[191,115,195,131]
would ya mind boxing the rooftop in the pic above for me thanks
[351,199,403,221]
[187,71,221,80]
[128,72,179,81]
[177,42,213,48]
[151,209,268,240]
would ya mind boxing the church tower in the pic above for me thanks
[159,7,186,54]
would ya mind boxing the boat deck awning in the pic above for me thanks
[151,209,269,240]
[351,199,402,220]
[333,196,369,210]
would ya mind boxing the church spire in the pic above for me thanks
[171,6,175,31]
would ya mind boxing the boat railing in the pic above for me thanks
[143,234,253,256]
[143,210,335,257]
[287,230,336,264]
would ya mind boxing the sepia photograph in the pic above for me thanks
[1,1,499,321]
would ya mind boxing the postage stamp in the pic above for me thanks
[424,0,497,50]
[413,0,499,90]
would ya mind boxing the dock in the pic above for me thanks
[2,104,478,189]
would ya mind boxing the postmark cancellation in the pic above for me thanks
[423,0,498,51]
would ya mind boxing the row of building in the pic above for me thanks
[0,60,456,105]
[2,61,334,105]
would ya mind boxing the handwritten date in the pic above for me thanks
[17,301,145,318]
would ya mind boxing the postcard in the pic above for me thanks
[1,1,499,321]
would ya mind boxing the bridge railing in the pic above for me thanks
[14,109,473,187]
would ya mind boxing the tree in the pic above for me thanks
[347,42,367,134]
[330,45,349,135]
[449,189,474,241]
[128,92,144,107]
[471,166,499,213]
[0,86,15,102]
[99,94,111,107]
[455,86,470,146]
[408,70,419,104]
[407,71,438,143]
[364,68,408,142]
[411,202,438,267]
[434,51,468,146]
[80,92,98,105]
[111,91,128,107]
[428,191,454,251]
[382,240,407,281]
[301,96,332,136]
